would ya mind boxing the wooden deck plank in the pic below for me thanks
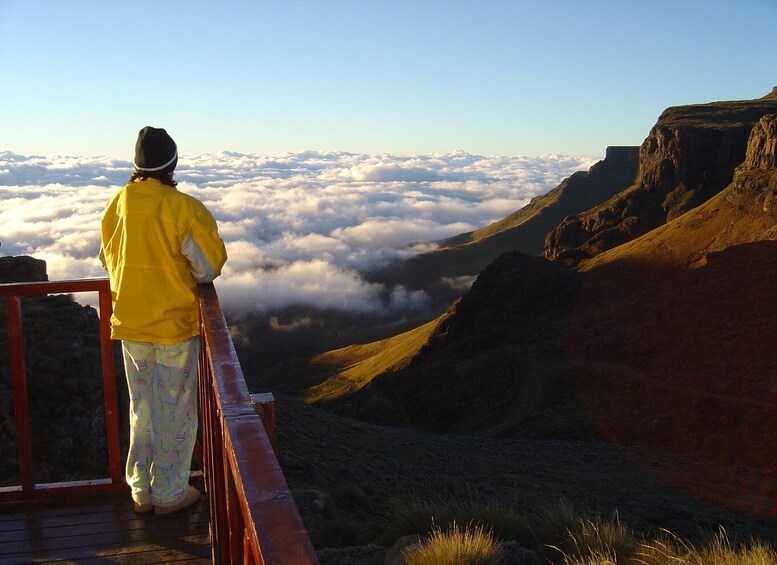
[0,492,211,564]
[1,518,209,552]
[2,535,211,565]
[51,549,211,565]
[1,506,208,540]
[0,497,134,522]
[1,517,209,550]
[2,534,211,564]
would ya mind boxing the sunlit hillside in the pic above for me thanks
[301,318,439,404]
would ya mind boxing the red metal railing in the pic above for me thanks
[0,279,318,564]
[198,282,318,564]
[0,279,123,499]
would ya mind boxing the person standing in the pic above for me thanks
[100,127,227,515]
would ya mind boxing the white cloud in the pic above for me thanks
[269,315,313,333]
[331,218,474,249]
[0,149,597,316]
[441,275,478,292]
[217,260,406,314]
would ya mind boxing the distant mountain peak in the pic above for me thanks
[762,86,777,100]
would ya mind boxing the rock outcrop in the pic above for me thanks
[723,113,777,221]
[545,92,777,264]
[0,255,48,283]
[744,114,777,170]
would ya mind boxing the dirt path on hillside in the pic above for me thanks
[574,360,773,407]
[482,358,773,439]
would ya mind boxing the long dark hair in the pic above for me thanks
[129,170,178,188]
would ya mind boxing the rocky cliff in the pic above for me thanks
[444,146,639,249]
[577,113,777,273]
[545,92,777,264]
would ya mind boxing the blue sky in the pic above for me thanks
[1,0,775,158]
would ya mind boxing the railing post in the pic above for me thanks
[6,295,35,493]
[0,279,134,502]
[226,470,244,563]
[98,288,123,485]
[200,332,230,565]
[251,393,278,455]
[243,532,257,565]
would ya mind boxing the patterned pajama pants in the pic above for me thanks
[121,337,200,506]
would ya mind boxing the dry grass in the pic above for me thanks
[386,493,777,565]
[691,528,777,565]
[560,525,777,565]
[629,529,692,564]
[553,513,634,564]
[402,522,502,565]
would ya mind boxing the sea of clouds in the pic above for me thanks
[0,150,597,315]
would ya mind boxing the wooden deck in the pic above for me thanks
[0,492,211,564]
[1,279,318,564]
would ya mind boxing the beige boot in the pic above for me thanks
[154,486,202,516]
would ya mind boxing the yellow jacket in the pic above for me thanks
[100,178,227,344]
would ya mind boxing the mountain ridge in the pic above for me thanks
[366,145,638,310]
[302,99,777,497]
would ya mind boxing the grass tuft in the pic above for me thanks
[402,522,502,565]
[630,528,692,564]
[693,528,777,565]
[385,493,777,565]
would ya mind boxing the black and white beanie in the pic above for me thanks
[134,126,178,172]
